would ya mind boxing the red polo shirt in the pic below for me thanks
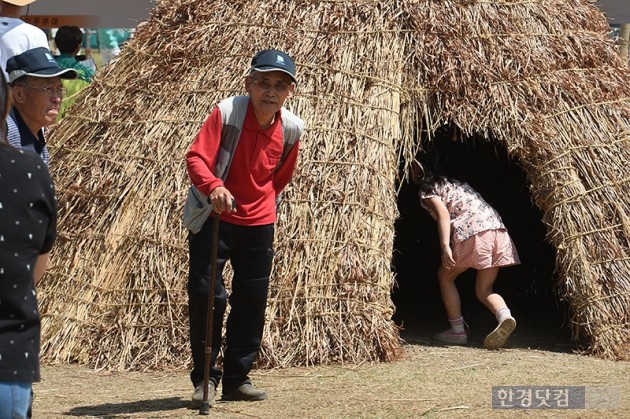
[186,100,300,226]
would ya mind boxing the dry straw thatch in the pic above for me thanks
[38,0,630,371]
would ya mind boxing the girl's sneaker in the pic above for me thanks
[484,316,516,349]
[433,328,468,345]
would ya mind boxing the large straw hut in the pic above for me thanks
[38,0,630,372]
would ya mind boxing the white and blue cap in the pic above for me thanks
[250,49,297,84]
[6,47,77,83]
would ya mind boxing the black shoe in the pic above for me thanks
[191,380,216,408]
[222,383,268,402]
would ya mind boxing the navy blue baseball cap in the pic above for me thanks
[250,49,297,84]
[6,47,77,83]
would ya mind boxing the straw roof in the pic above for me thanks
[38,0,630,372]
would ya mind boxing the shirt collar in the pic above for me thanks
[9,107,46,152]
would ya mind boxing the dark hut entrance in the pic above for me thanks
[392,126,573,350]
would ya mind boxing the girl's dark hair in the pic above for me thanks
[415,152,457,195]
[419,166,448,196]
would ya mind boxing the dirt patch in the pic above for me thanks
[34,326,629,418]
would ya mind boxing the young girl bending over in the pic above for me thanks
[412,161,520,349]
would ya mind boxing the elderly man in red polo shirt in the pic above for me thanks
[184,49,303,408]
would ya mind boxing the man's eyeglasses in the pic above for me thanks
[250,77,292,92]
[23,85,68,97]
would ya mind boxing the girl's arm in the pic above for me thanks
[422,197,456,269]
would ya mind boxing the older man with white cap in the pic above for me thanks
[5,47,76,164]
[0,0,49,80]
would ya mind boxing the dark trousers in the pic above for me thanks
[188,216,274,394]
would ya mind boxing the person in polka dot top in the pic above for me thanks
[0,67,57,418]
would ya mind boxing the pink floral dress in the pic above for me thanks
[420,178,505,243]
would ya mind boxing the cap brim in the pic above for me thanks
[9,67,77,83]
[252,66,297,84]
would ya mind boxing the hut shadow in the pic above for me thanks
[396,296,576,354]
[392,262,577,354]
[64,396,186,417]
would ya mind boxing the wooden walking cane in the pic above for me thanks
[199,212,221,415]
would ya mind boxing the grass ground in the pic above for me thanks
[33,317,629,418]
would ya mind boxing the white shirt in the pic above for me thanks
[0,17,49,79]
